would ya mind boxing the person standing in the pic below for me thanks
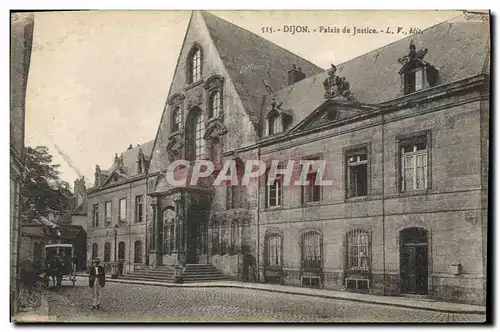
[89,258,105,310]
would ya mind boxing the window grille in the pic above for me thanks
[300,230,322,269]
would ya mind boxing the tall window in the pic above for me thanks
[219,225,225,255]
[346,148,368,198]
[302,161,321,204]
[209,91,221,118]
[134,241,142,264]
[105,201,112,226]
[172,106,182,133]
[267,234,282,266]
[229,222,238,254]
[346,229,370,272]
[300,230,322,269]
[119,198,127,223]
[268,113,281,136]
[404,68,424,94]
[195,112,205,159]
[188,47,202,84]
[163,209,175,255]
[118,241,125,260]
[228,161,245,209]
[92,204,99,228]
[267,172,283,208]
[211,223,219,255]
[401,136,428,192]
[135,195,143,223]
[92,243,98,260]
[104,242,111,262]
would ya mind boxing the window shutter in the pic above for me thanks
[343,232,349,277]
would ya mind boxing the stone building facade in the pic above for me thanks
[86,143,153,274]
[85,12,489,305]
[10,12,34,317]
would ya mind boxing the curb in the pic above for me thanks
[75,274,485,315]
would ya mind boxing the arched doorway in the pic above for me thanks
[400,227,429,295]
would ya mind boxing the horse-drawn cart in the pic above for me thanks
[43,244,77,290]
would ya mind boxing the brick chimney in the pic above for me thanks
[288,64,306,85]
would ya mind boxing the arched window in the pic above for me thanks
[187,46,202,84]
[300,230,322,269]
[171,106,182,133]
[118,241,125,260]
[92,243,98,260]
[134,241,142,263]
[209,91,221,118]
[186,108,205,160]
[266,233,282,266]
[104,242,111,262]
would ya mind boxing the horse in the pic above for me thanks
[44,255,64,291]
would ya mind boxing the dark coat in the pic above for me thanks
[89,265,106,288]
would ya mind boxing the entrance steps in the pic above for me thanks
[119,264,228,283]
[183,264,229,283]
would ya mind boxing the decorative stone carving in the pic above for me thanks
[203,119,228,140]
[167,93,185,106]
[166,134,185,162]
[323,64,357,101]
[397,40,428,67]
[203,75,225,91]
[187,91,203,110]
[266,98,293,118]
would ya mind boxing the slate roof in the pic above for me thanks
[268,16,490,127]
[201,11,324,129]
[106,140,155,175]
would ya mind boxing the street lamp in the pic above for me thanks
[111,224,119,278]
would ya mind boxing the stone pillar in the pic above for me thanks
[150,196,158,267]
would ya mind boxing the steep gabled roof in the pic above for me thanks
[269,16,490,128]
[200,11,324,129]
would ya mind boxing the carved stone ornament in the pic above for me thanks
[204,119,228,140]
[167,93,186,106]
[397,40,428,67]
[203,75,225,91]
[323,64,357,102]
[187,91,203,110]
[166,134,185,162]
[266,98,293,118]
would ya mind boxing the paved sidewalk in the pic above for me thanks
[75,274,485,314]
[13,293,51,323]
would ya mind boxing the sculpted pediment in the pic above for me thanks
[290,100,375,134]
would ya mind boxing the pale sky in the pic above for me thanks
[24,10,462,189]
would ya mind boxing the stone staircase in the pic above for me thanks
[119,265,175,283]
[119,264,228,283]
[182,264,229,283]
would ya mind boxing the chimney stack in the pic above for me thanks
[128,144,133,150]
[288,64,306,85]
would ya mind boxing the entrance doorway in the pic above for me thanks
[400,227,429,295]
[186,219,209,264]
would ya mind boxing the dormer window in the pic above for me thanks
[171,106,182,133]
[268,112,281,136]
[404,68,424,94]
[187,45,202,84]
[398,41,438,96]
[266,99,292,137]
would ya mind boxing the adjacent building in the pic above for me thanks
[86,11,490,305]
[10,12,34,316]
[87,142,154,274]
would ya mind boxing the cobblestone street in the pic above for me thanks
[44,279,486,323]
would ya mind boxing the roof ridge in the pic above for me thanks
[200,11,323,72]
